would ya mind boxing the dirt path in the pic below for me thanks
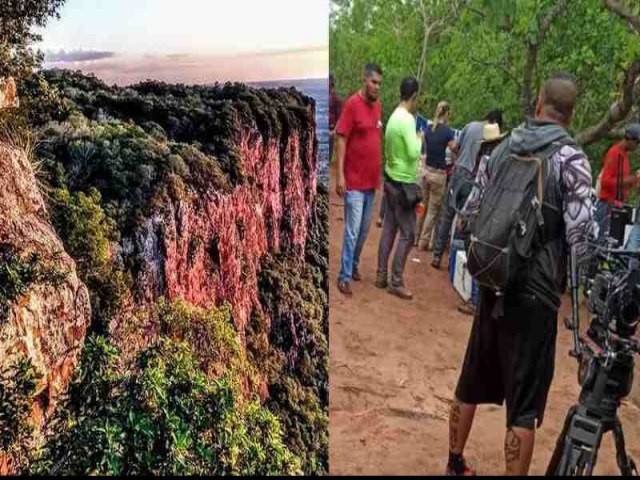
[328,164,640,475]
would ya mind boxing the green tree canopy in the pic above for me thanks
[330,0,640,173]
[0,1,65,79]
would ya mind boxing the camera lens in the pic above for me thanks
[615,292,640,337]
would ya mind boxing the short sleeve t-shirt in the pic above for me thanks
[599,143,630,204]
[424,124,455,170]
[384,106,422,184]
[455,121,485,172]
[336,93,383,191]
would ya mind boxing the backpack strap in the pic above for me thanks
[534,137,577,204]
[537,137,577,241]
[512,137,576,235]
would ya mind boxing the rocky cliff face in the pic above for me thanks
[123,129,316,336]
[0,143,90,473]
[30,72,319,346]
[2,70,327,474]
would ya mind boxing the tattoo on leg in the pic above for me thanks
[450,399,461,451]
[505,428,522,465]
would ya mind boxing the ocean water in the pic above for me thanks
[252,78,329,186]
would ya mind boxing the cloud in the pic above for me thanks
[44,50,116,63]
[42,48,328,85]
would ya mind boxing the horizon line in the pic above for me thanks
[41,44,328,61]
[40,66,328,87]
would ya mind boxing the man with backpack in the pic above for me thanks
[445,73,597,476]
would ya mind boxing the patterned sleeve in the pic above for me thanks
[559,146,598,259]
[463,153,490,216]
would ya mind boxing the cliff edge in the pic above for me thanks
[0,142,90,473]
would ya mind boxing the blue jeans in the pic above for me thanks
[339,189,376,282]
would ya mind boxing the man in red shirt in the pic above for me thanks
[335,63,383,296]
[594,123,640,240]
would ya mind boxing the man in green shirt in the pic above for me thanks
[376,76,424,299]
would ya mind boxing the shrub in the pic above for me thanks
[0,358,40,471]
[255,253,328,476]
[30,336,302,476]
[150,298,260,393]
[49,187,129,334]
[0,244,67,324]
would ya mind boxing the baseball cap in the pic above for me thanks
[625,123,640,141]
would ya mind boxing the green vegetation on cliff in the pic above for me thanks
[1,2,326,475]
[31,333,301,476]
[0,244,68,324]
[0,69,328,475]
[0,359,39,471]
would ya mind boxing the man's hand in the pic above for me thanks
[417,130,425,143]
[336,172,346,197]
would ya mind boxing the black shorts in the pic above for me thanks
[455,287,558,429]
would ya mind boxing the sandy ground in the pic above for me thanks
[328,164,640,476]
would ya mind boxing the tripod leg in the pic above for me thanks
[547,408,603,476]
[613,417,637,476]
[546,406,577,476]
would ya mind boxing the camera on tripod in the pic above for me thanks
[547,243,640,476]
[585,250,640,340]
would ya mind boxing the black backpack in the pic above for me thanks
[466,138,574,293]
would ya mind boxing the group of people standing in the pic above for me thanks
[331,64,640,476]
[331,65,507,304]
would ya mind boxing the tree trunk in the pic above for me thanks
[520,0,568,118]
[575,1,640,145]
[576,59,640,145]
[522,43,538,117]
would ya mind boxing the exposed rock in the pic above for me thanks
[0,143,90,470]
[125,130,316,335]
[0,77,19,110]
[15,71,326,473]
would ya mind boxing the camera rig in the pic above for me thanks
[546,243,640,476]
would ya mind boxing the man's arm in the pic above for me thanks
[402,114,423,161]
[561,147,598,259]
[329,97,343,138]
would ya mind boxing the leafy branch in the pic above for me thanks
[521,0,570,115]
[576,0,640,144]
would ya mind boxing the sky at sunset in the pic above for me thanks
[37,0,328,84]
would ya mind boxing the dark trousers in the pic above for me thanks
[377,181,416,287]
[378,189,387,220]
[433,168,473,258]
